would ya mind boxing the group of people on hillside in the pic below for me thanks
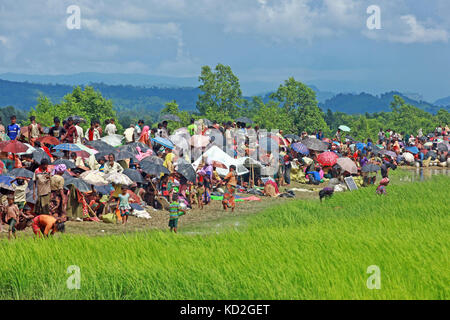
[0,113,448,239]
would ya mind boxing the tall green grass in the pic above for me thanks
[1,176,448,300]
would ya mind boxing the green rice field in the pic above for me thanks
[1,175,449,300]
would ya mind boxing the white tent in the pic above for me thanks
[192,146,249,176]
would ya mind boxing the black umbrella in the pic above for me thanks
[65,115,86,123]
[26,186,37,204]
[8,168,34,179]
[52,151,65,158]
[114,150,135,161]
[52,159,76,169]
[32,149,51,164]
[140,162,170,176]
[95,151,110,162]
[123,169,144,183]
[140,156,164,165]
[86,140,115,152]
[161,114,181,122]
[201,119,213,127]
[437,143,448,152]
[124,142,150,155]
[177,163,196,182]
[302,138,328,152]
[285,134,301,141]
[362,164,381,173]
[235,117,253,124]
[94,184,113,195]
[65,178,91,193]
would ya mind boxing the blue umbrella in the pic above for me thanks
[406,146,419,154]
[0,176,14,191]
[291,143,310,155]
[356,143,367,151]
[53,143,82,152]
[151,137,174,149]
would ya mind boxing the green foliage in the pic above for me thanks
[270,77,328,134]
[160,100,192,132]
[197,64,243,122]
[29,86,121,132]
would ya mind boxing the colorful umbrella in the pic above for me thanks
[0,140,29,153]
[0,176,15,191]
[317,152,339,166]
[405,146,419,154]
[152,137,174,149]
[53,143,82,152]
[37,136,60,145]
[291,143,309,155]
[381,150,396,158]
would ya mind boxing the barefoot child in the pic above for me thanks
[5,195,20,240]
[196,182,205,210]
[118,186,133,225]
[376,178,390,195]
[168,194,186,233]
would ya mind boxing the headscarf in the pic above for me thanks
[139,126,150,142]
[52,164,67,175]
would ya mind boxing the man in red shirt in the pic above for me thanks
[62,117,78,144]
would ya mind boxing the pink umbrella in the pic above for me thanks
[317,152,339,167]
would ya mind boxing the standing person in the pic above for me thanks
[27,116,43,146]
[161,121,169,138]
[316,129,324,141]
[283,152,292,185]
[187,118,197,136]
[33,159,52,215]
[95,120,103,137]
[74,120,84,144]
[6,115,21,141]
[376,178,390,195]
[31,215,65,237]
[85,121,100,142]
[334,129,342,142]
[5,194,20,240]
[11,177,29,210]
[168,194,186,233]
[105,118,117,136]
[222,165,237,193]
[138,126,150,145]
[49,164,66,218]
[48,117,66,141]
[118,186,133,225]
[0,117,5,135]
[123,124,135,144]
[134,120,144,142]
[61,117,78,144]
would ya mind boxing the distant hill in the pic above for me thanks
[434,96,450,107]
[0,79,200,112]
[319,91,449,114]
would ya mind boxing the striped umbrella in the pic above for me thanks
[291,143,309,155]
[53,143,82,152]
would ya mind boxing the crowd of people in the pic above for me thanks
[0,114,448,239]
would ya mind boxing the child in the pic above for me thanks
[5,195,20,240]
[222,186,235,212]
[118,186,133,225]
[196,182,205,210]
[168,194,186,233]
[376,178,390,195]
[11,177,29,210]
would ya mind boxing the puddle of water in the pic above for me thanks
[397,168,450,183]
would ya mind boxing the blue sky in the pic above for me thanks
[0,0,449,100]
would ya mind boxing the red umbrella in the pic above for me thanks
[37,135,61,145]
[317,151,339,166]
[0,140,29,154]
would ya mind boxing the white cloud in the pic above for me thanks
[387,15,448,44]
[83,19,181,40]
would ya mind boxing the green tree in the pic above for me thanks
[197,64,243,122]
[160,100,191,132]
[270,77,327,134]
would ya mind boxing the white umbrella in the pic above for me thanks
[101,134,124,147]
[339,125,351,132]
[75,143,98,156]
[403,152,415,163]
[104,172,133,186]
[80,170,109,186]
